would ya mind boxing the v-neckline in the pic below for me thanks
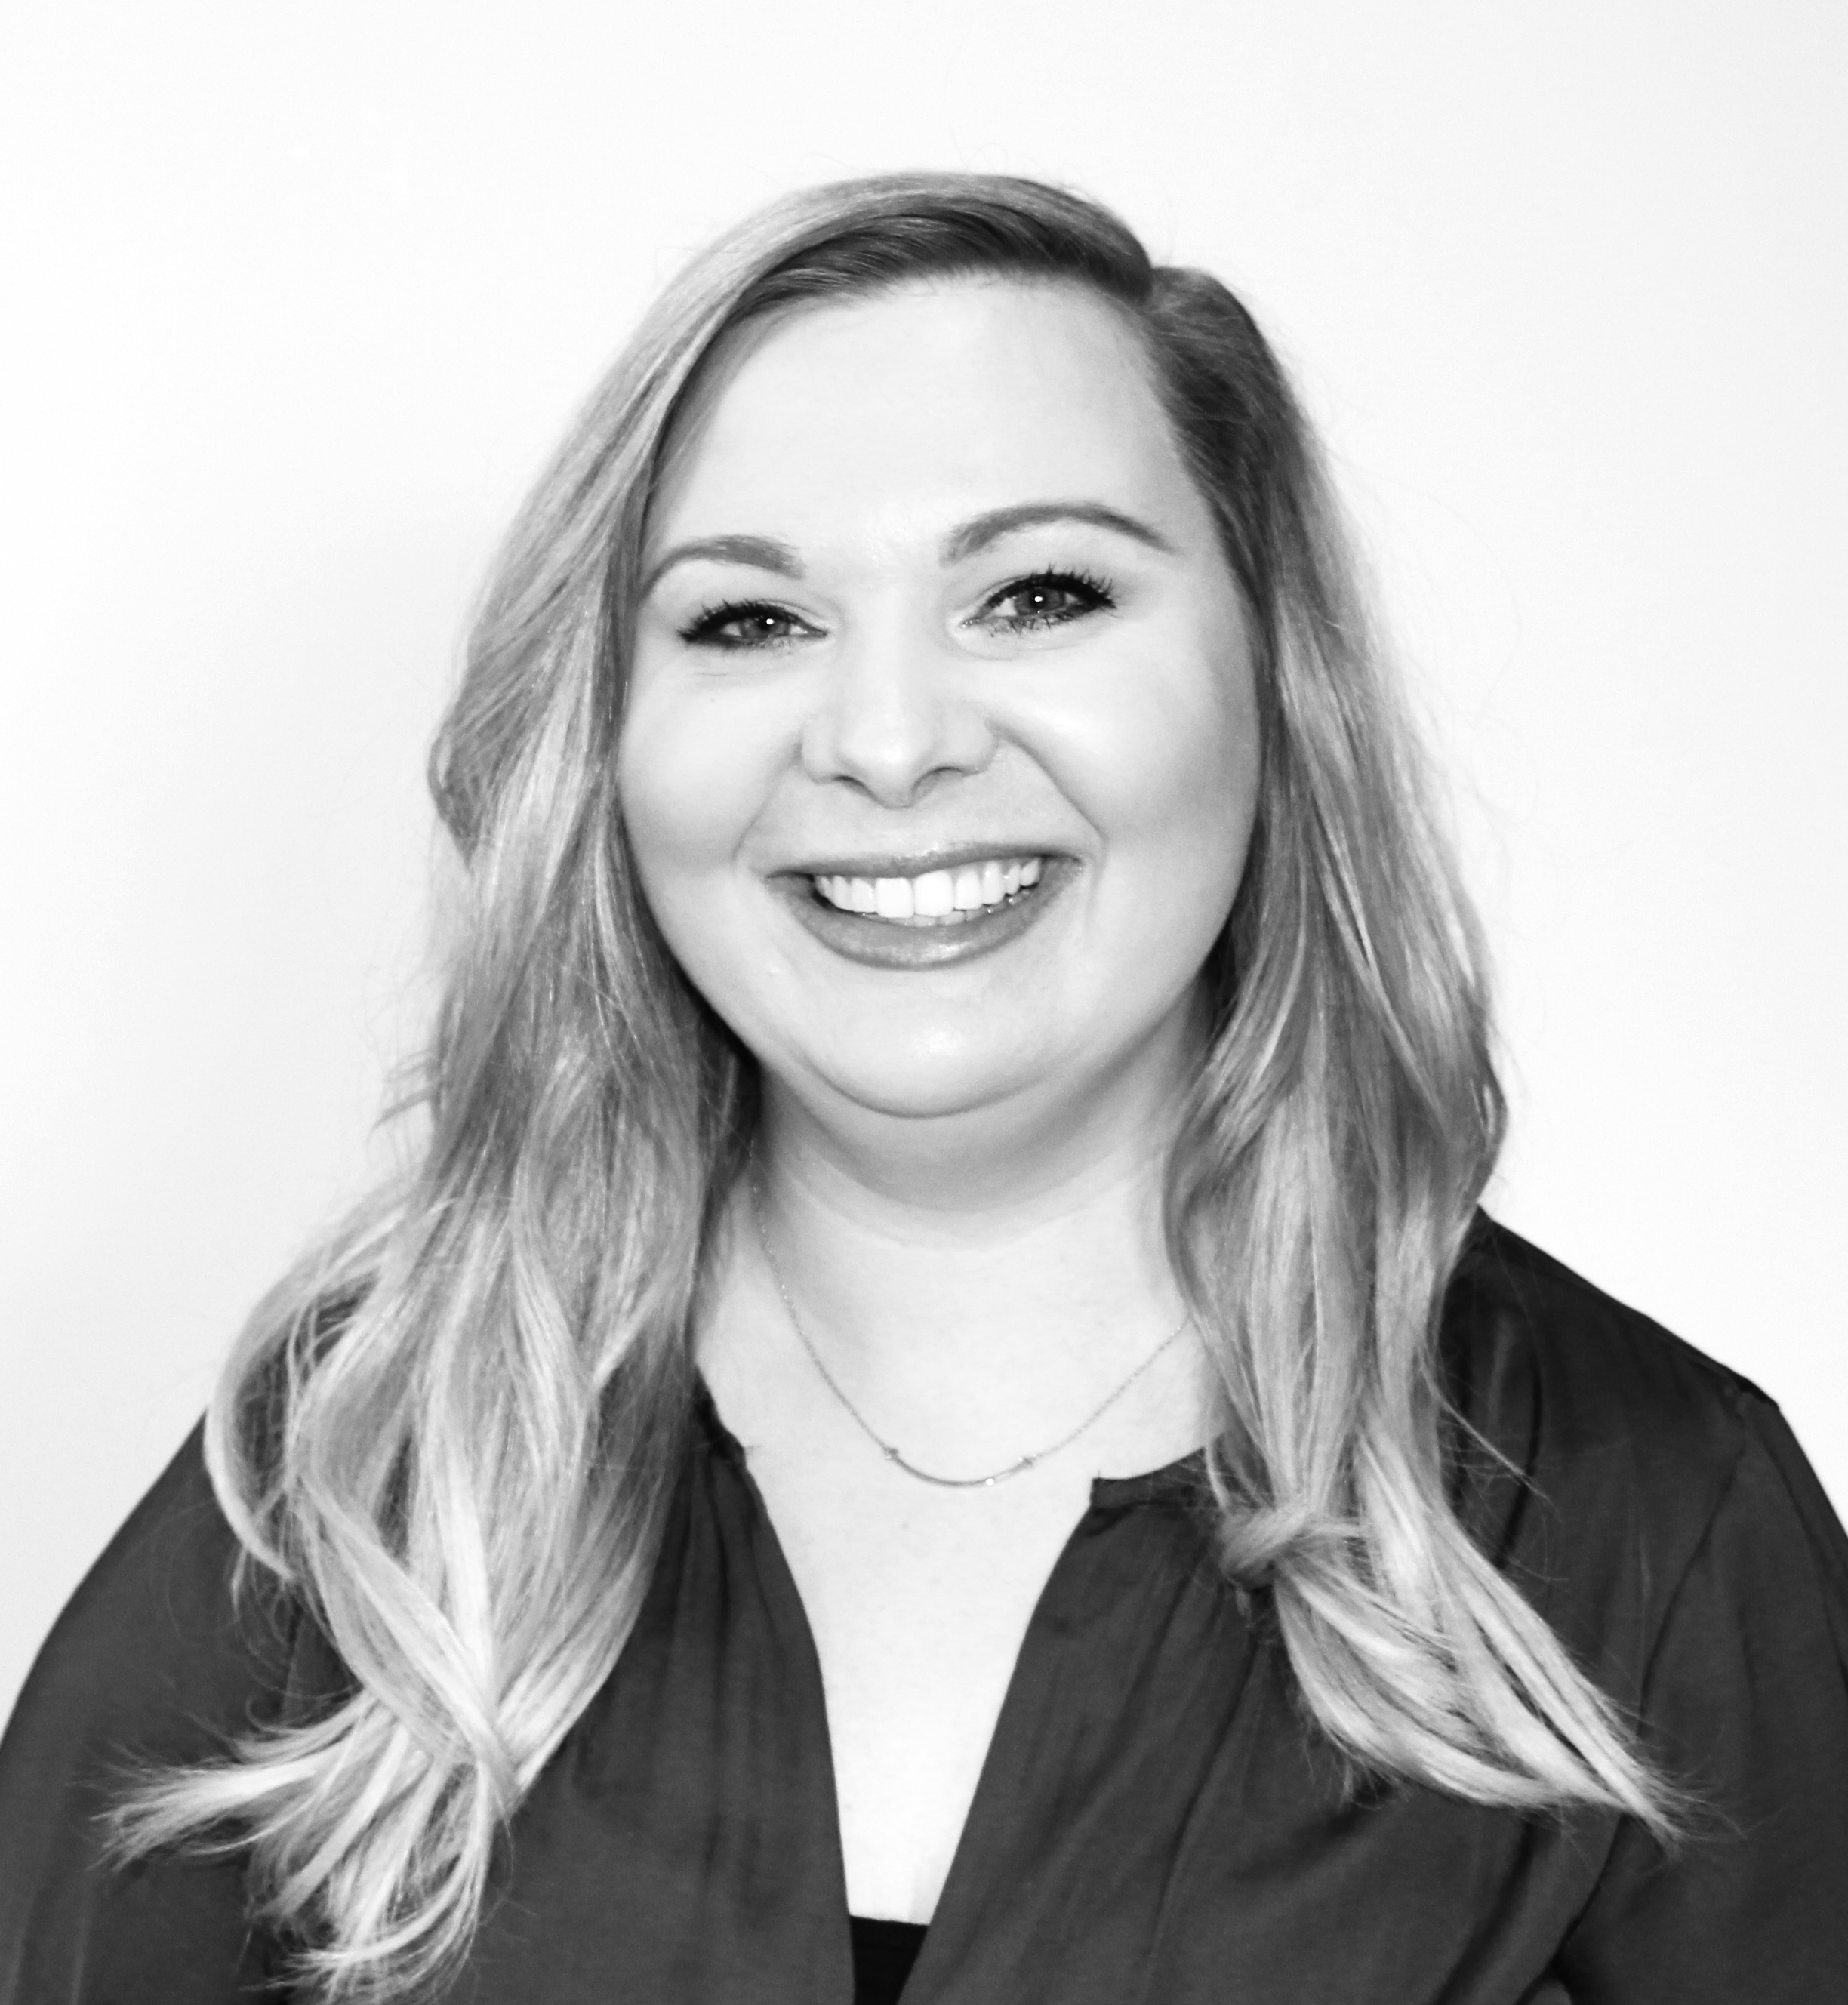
[688,1376,1219,1988]
[690,1373,1209,1512]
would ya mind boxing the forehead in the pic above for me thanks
[650,278,1201,545]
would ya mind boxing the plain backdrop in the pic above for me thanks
[2,0,1843,1721]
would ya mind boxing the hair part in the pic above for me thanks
[112,171,1677,2000]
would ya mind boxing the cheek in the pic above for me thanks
[1046,628,1261,910]
[617,686,788,1039]
[616,679,769,898]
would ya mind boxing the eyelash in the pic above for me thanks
[978,568,1116,633]
[676,568,1119,652]
[677,599,810,652]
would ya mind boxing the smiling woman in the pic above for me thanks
[2,175,1845,2005]
[623,279,1256,1102]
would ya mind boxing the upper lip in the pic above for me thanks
[778,843,1064,879]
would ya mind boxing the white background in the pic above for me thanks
[2,0,1843,1720]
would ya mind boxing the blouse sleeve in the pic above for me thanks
[0,1425,289,2003]
[1557,1395,1848,2002]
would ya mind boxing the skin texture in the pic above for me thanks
[618,277,1263,1923]
[622,277,1258,1154]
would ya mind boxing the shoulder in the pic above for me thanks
[2,1424,294,1771]
[0,1424,306,1991]
[0,1424,332,1997]
[1439,1215,1825,1689]
[1444,1213,1771,1474]
[1452,1230,1848,1985]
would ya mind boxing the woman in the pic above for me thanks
[2,173,1843,2004]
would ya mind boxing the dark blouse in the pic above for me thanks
[850,1914,927,2003]
[4,1220,1847,2003]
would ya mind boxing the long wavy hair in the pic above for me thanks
[115,172,1674,1999]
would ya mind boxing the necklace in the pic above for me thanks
[750,1183,1192,1489]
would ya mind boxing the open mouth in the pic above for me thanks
[780,850,1065,970]
[808,855,1045,927]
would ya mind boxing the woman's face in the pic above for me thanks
[621,277,1261,1135]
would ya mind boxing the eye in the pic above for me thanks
[975,569,1116,634]
[679,600,819,652]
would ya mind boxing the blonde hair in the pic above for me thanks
[114,173,1674,1998]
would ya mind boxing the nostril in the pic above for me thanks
[799,670,996,802]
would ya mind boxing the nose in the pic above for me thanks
[799,623,995,807]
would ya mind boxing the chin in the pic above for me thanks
[796,1023,1054,1125]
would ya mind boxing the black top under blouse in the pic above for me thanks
[849,1914,928,2003]
[3,1218,1847,2002]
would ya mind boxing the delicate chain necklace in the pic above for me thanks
[750,1183,1192,1490]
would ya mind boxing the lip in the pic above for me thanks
[779,841,1061,879]
[772,855,1073,970]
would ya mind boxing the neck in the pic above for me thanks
[730,1029,1206,1467]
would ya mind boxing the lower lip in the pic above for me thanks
[774,864,1070,970]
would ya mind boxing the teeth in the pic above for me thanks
[811,856,1049,923]
[913,870,955,916]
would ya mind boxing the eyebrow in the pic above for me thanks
[641,501,1176,602]
[939,500,1177,565]
[639,533,802,600]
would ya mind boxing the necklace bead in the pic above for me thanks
[750,1181,1190,1489]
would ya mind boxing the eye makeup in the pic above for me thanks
[968,567,1116,635]
[678,601,816,651]
[675,566,1120,654]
